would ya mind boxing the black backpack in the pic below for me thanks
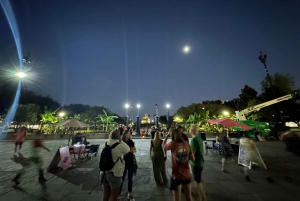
[99,142,120,171]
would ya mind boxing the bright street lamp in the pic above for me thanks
[59,112,65,117]
[223,111,229,117]
[16,72,26,78]
[137,104,140,115]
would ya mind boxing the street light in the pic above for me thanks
[59,112,65,117]
[125,103,129,127]
[137,104,141,116]
[223,111,229,117]
[258,51,284,122]
[16,72,26,78]
[136,104,141,135]
[155,104,159,128]
[166,104,170,130]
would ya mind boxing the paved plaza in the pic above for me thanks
[0,138,300,201]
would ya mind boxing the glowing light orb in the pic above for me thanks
[16,72,26,78]
[183,45,190,53]
[223,111,229,116]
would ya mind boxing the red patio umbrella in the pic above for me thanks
[208,118,252,131]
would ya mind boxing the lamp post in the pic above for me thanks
[166,104,170,130]
[258,51,284,122]
[125,103,129,128]
[155,104,159,128]
[131,105,133,126]
[136,104,141,135]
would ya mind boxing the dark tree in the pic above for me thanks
[236,85,258,110]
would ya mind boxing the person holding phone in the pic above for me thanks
[150,131,168,187]
[119,130,137,201]
[163,128,195,201]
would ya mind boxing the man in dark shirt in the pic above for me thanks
[177,125,189,142]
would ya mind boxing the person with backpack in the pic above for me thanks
[99,129,130,201]
[118,130,137,201]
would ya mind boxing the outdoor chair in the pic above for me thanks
[204,142,218,157]
[85,145,100,160]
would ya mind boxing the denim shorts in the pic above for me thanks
[191,165,203,183]
[101,172,122,189]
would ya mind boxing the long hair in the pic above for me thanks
[171,128,183,142]
[153,131,161,142]
[122,130,130,142]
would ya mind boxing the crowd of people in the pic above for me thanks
[11,124,236,201]
[99,125,210,201]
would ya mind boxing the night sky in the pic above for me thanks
[1,0,300,116]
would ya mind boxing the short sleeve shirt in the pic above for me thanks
[164,140,192,180]
[189,135,204,167]
[15,130,26,142]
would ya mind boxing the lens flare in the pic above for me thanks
[16,72,26,78]
[0,0,23,139]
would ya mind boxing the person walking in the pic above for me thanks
[150,131,168,187]
[189,125,207,201]
[119,130,137,201]
[163,128,195,201]
[12,131,50,186]
[99,129,130,201]
[14,126,27,156]
[219,136,233,172]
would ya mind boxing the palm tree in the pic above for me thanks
[74,114,81,121]
[40,107,58,129]
[185,112,202,129]
[97,110,118,132]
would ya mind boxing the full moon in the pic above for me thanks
[183,45,190,53]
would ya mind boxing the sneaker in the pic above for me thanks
[127,193,134,201]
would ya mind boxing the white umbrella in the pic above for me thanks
[54,119,90,128]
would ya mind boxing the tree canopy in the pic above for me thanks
[261,73,295,94]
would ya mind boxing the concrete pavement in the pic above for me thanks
[0,139,300,201]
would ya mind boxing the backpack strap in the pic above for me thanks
[110,142,120,149]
